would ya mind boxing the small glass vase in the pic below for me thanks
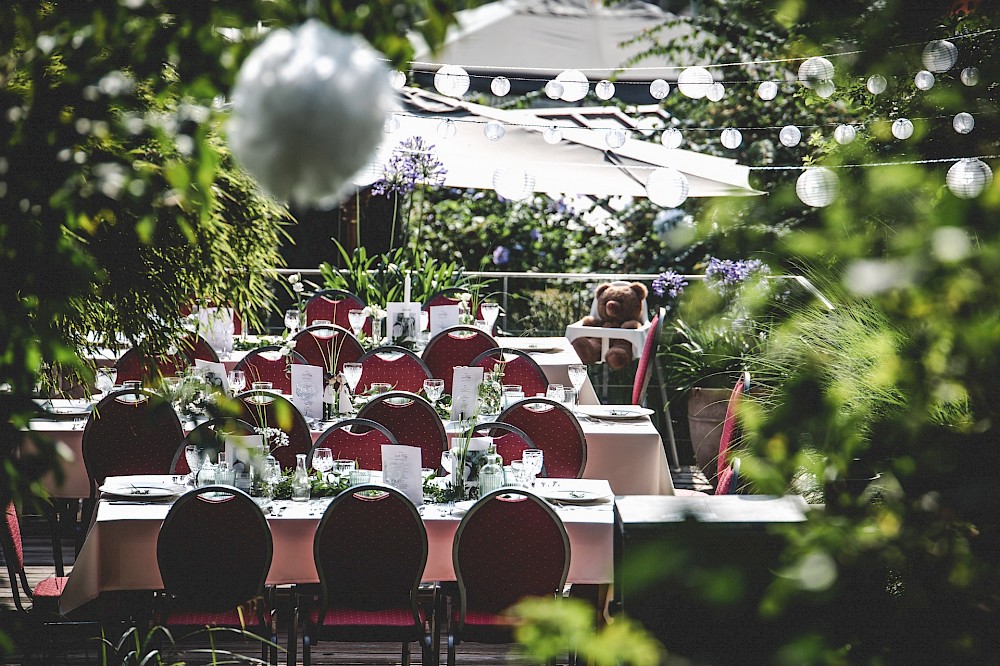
[478,371,503,416]
[478,444,504,497]
[291,453,310,502]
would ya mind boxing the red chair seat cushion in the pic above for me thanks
[457,608,521,627]
[33,576,67,598]
[309,605,426,627]
[160,603,271,628]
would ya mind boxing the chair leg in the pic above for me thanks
[44,502,65,577]
[447,632,456,666]
[402,640,410,666]
[302,629,311,666]
[287,608,298,666]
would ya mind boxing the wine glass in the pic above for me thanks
[480,301,500,333]
[342,362,363,398]
[228,370,246,395]
[423,378,444,408]
[312,447,334,480]
[284,308,302,336]
[348,309,367,338]
[522,448,544,485]
[567,364,588,410]
[95,367,117,399]
[184,445,206,485]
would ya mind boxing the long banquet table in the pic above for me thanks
[59,475,615,615]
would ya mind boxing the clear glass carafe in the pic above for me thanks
[478,443,504,497]
[291,453,310,501]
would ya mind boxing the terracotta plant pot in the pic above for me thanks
[687,387,732,486]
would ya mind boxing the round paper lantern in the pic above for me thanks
[892,118,914,140]
[649,78,670,100]
[662,127,683,149]
[914,70,935,90]
[953,112,975,134]
[606,129,627,149]
[757,81,778,100]
[814,80,836,98]
[491,76,511,96]
[556,69,590,102]
[834,124,856,145]
[796,167,839,207]
[227,20,395,208]
[437,118,457,139]
[493,168,536,201]
[383,113,400,134]
[922,40,958,73]
[678,66,713,99]
[388,70,406,90]
[484,120,505,141]
[946,158,993,199]
[960,67,980,86]
[543,125,563,144]
[798,56,834,87]
[720,128,742,149]
[544,80,564,100]
[434,65,470,97]
[779,125,802,147]
[866,74,887,95]
[595,79,616,100]
[706,82,726,101]
[645,167,689,208]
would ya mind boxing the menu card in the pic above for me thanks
[290,364,324,420]
[450,366,484,421]
[195,358,229,393]
[386,302,420,344]
[381,444,423,505]
[224,434,265,473]
[429,305,460,337]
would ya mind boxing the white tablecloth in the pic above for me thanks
[59,475,614,615]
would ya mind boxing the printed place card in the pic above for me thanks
[450,366,484,421]
[381,444,423,505]
[290,364,324,420]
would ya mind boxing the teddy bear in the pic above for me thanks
[571,281,648,370]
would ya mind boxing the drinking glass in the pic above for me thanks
[371,382,392,395]
[214,460,235,486]
[348,469,370,486]
[567,364,588,410]
[423,378,444,407]
[95,367,117,398]
[348,309,367,338]
[342,362,363,398]
[333,459,357,478]
[480,301,500,332]
[285,308,302,336]
[228,370,247,395]
[252,381,272,392]
[312,447,334,479]
[522,449,544,485]
[546,383,566,404]
[509,460,528,488]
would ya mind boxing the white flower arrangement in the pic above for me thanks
[255,426,289,453]
[362,304,387,320]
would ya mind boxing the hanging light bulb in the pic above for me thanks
[662,127,683,149]
[953,112,975,134]
[595,80,616,100]
[960,67,980,86]
[437,118,457,139]
[705,82,726,101]
[796,167,839,207]
[543,125,563,144]
[946,158,993,199]
[779,125,801,147]
[649,79,670,100]
[677,66,713,99]
[484,120,505,141]
[720,128,742,149]
[388,70,406,90]
[866,75,887,95]
[834,124,856,145]
[434,65,470,97]
[491,76,511,96]
[645,168,689,208]
[914,70,935,90]
[757,81,779,100]
[892,118,914,140]
[922,40,958,73]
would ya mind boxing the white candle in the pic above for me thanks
[404,271,411,304]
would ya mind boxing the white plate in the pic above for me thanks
[99,483,176,499]
[577,405,654,420]
[538,489,606,504]
[451,500,476,515]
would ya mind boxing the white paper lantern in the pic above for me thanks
[814,80,836,98]
[892,118,914,140]
[227,20,395,208]
[491,76,511,96]
[606,129,627,149]
[388,70,406,90]
[543,126,563,144]
[493,168,536,201]
[556,69,590,102]
[960,67,980,86]
[866,75,887,95]
[706,82,726,101]
[484,120,505,141]
[383,113,400,134]
[649,78,670,100]
[678,66,713,99]
[922,40,958,73]
[757,81,778,100]
[720,127,742,149]
[796,167,839,207]
[798,56,834,87]
[662,127,683,149]
[437,118,457,139]
[595,79,616,100]
[953,112,975,134]
[645,167,689,208]
[544,80,564,100]
[434,64,470,97]
[946,158,993,199]
[779,125,802,147]
[834,124,856,145]
[914,70,935,90]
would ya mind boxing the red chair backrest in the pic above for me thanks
[234,390,313,469]
[472,348,549,399]
[83,389,185,491]
[357,392,447,470]
[115,335,219,383]
[631,308,664,406]
[422,326,498,393]
[716,372,748,480]
[2,502,23,571]
[358,346,432,394]
[472,421,535,464]
[454,490,569,619]
[304,290,369,334]
[497,398,587,478]
[233,345,307,394]
[171,417,257,474]
[292,325,363,375]
[311,418,398,471]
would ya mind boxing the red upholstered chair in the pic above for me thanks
[716,457,741,495]
[292,324,364,376]
[309,418,399,471]
[155,486,276,664]
[304,289,370,334]
[170,417,257,474]
[471,348,549,399]
[469,421,536,464]
[715,371,749,493]
[289,485,432,666]
[357,346,432,394]
[448,489,570,666]
[2,502,66,616]
[234,390,312,470]
[233,345,307,394]
[115,335,220,384]
[497,397,587,478]
[422,326,498,393]
[631,307,664,406]
[357,391,448,470]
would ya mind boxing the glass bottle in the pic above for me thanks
[478,443,504,497]
[291,453,310,501]
[478,371,503,416]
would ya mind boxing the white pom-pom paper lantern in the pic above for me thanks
[757,81,778,100]
[437,118,457,139]
[227,20,394,208]
[493,168,536,201]
[960,67,979,86]
[645,168,689,208]
[796,167,839,207]
[706,82,726,101]
[595,80,616,100]
[605,129,627,149]
[662,127,683,149]
[866,75,887,95]
[649,78,670,100]
[543,126,563,144]
[946,158,993,199]
[914,70,935,90]
[834,124,856,145]
[491,76,511,96]
[953,112,974,134]
[544,80,564,100]
[779,125,802,147]
[434,64,470,97]
[922,40,958,73]
[556,69,590,102]
[720,128,742,149]
[892,118,914,140]
[678,66,713,99]
[484,120,505,141]
[798,56,834,88]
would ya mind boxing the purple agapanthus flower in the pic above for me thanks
[371,136,447,197]
[652,270,688,298]
[492,245,510,265]
[704,257,770,290]
[529,228,543,242]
